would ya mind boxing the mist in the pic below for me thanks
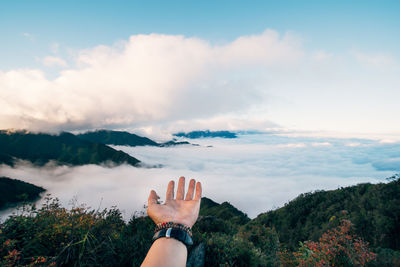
[0,133,396,220]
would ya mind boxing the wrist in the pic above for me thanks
[153,227,193,247]
[152,218,195,228]
[154,221,192,237]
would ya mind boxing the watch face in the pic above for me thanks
[166,228,172,238]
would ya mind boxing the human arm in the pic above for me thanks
[141,177,202,267]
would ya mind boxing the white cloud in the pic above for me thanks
[311,142,331,147]
[379,139,398,144]
[277,143,306,148]
[353,51,396,67]
[0,134,392,219]
[312,50,333,61]
[2,30,400,137]
[42,56,68,67]
[22,32,34,41]
[0,30,302,132]
[129,115,280,141]
[346,142,362,147]
[217,30,303,67]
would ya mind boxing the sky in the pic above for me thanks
[1,0,400,138]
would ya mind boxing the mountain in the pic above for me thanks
[174,130,237,139]
[77,130,158,147]
[200,197,250,225]
[158,140,191,147]
[0,130,140,167]
[1,179,399,266]
[0,177,45,209]
[77,129,191,147]
[252,176,400,251]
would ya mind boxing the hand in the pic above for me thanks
[147,176,202,228]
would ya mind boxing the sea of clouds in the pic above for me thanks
[0,133,398,221]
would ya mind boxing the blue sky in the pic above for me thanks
[1,1,400,138]
[1,0,399,69]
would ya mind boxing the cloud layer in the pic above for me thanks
[1,133,395,220]
[0,30,302,132]
[1,29,399,136]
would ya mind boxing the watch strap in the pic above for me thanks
[152,227,193,246]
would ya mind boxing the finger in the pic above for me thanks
[185,179,196,200]
[194,181,202,201]
[176,176,185,200]
[148,190,159,206]
[166,180,174,200]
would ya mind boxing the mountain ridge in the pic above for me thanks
[174,130,237,139]
[77,129,191,147]
[0,176,45,209]
[0,130,141,167]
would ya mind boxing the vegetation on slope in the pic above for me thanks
[0,130,140,167]
[0,177,45,210]
[199,197,250,225]
[0,196,277,267]
[1,178,399,266]
[253,175,400,252]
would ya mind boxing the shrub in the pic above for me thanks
[205,232,269,267]
[280,219,376,267]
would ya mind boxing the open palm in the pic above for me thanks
[147,177,202,228]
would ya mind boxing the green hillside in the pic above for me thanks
[0,177,45,209]
[253,176,400,251]
[1,178,399,266]
[199,197,250,225]
[0,130,140,167]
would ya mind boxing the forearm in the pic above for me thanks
[141,237,187,267]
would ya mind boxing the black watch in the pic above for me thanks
[152,227,193,247]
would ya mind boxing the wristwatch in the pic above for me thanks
[152,227,193,246]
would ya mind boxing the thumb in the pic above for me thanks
[148,190,159,206]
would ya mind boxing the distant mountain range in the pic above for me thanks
[0,129,239,169]
[0,130,141,167]
[174,130,237,139]
[77,130,191,147]
[77,130,159,147]
[0,129,197,168]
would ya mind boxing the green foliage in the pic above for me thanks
[370,247,400,267]
[0,177,45,210]
[280,219,376,266]
[238,222,280,264]
[193,198,280,267]
[0,130,140,167]
[0,196,153,266]
[253,178,400,251]
[1,179,399,266]
[204,233,269,267]
[199,197,250,225]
